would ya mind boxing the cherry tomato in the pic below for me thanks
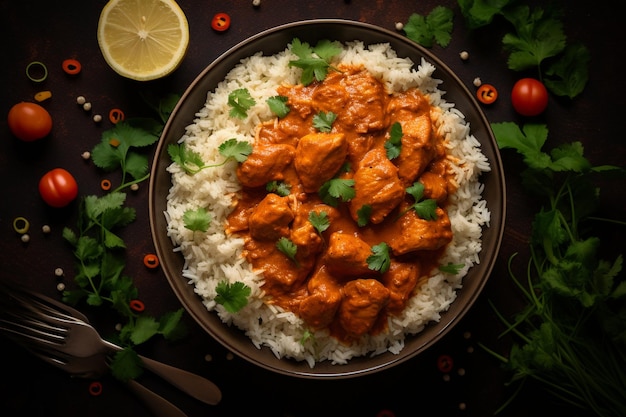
[7,102,53,141]
[38,168,79,208]
[211,13,231,32]
[476,84,498,105]
[511,78,548,116]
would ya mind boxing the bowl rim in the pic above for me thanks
[149,18,506,379]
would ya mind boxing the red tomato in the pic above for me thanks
[39,168,79,208]
[7,102,53,141]
[211,13,231,32]
[511,78,549,116]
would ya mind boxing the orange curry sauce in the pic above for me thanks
[226,65,455,343]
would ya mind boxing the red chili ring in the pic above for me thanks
[129,299,145,312]
[143,253,160,269]
[211,13,231,32]
[476,83,498,104]
[62,58,82,75]
[109,108,125,124]
[437,354,454,373]
[88,381,103,396]
[100,179,112,191]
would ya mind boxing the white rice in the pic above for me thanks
[165,41,491,367]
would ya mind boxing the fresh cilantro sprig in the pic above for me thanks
[313,111,337,133]
[367,242,391,273]
[288,38,342,86]
[403,6,454,48]
[439,263,464,274]
[266,181,291,197]
[397,182,438,220]
[228,88,256,119]
[215,281,251,313]
[309,211,330,235]
[276,237,299,266]
[357,204,372,227]
[183,207,211,232]
[319,178,355,207]
[168,139,252,175]
[62,94,187,382]
[266,95,290,118]
[482,121,626,416]
[384,122,403,160]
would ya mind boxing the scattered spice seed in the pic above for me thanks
[34,90,52,102]
[129,299,145,312]
[62,58,82,75]
[13,217,30,234]
[143,253,160,269]
[395,22,404,31]
[108,108,125,124]
[93,114,103,123]
[459,50,469,60]
[88,381,103,396]
[100,179,112,191]
[26,61,48,82]
[56,282,66,292]
[82,102,92,111]
[21,234,30,243]
[130,183,139,191]
[76,95,86,105]
[473,77,482,87]
[54,267,64,277]
[42,224,51,234]
[252,0,261,6]
[81,151,91,160]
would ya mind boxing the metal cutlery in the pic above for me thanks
[0,280,222,410]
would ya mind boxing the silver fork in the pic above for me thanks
[19,344,189,417]
[0,282,222,405]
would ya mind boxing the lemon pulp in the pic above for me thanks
[97,0,189,81]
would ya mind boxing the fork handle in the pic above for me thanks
[137,354,222,405]
[126,379,188,417]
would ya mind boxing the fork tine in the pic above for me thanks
[0,314,67,347]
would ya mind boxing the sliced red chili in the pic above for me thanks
[100,179,112,191]
[130,299,145,312]
[88,381,103,396]
[211,13,231,32]
[62,58,82,75]
[437,354,454,373]
[109,108,125,124]
[143,253,160,269]
[476,84,498,104]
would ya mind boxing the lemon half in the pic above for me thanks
[97,0,189,81]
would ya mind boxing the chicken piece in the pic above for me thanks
[324,232,374,277]
[381,261,421,314]
[236,144,295,188]
[350,148,405,224]
[248,193,294,241]
[419,171,449,204]
[337,68,387,133]
[245,239,309,289]
[294,132,348,193]
[299,266,342,329]
[338,279,390,338]
[386,205,453,255]
[387,90,439,186]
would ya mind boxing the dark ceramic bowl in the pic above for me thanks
[149,19,506,379]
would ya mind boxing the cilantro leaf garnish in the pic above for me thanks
[367,242,391,273]
[543,43,590,99]
[266,95,290,118]
[439,263,464,274]
[183,207,211,232]
[384,122,403,160]
[266,181,291,196]
[276,237,298,265]
[215,281,251,313]
[403,6,454,48]
[457,0,512,29]
[168,139,252,175]
[288,38,342,85]
[319,178,355,207]
[313,111,337,132]
[228,88,256,119]
[404,182,438,220]
[357,205,372,227]
[309,211,330,234]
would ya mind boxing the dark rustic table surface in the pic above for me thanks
[1,1,624,416]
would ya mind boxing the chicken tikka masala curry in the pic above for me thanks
[226,64,456,343]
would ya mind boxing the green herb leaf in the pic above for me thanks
[367,242,391,273]
[403,6,454,48]
[544,43,590,99]
[215,281,251,313]
[457,0,512,29]
[183,207,211,232]
[228,88,256,119]
[313,111,337,132]
[266,181,291,196]
[439,263,465,274]
[384,122,403,160]
[288,38,342,85]
[309,210,330,234]
[276,236,298,264]
[218,138,253,163]
[405,182,438,220]
[319,178,355,207]
[266,95,290,118]
[168,139,251,175]
[357,205,372,227]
